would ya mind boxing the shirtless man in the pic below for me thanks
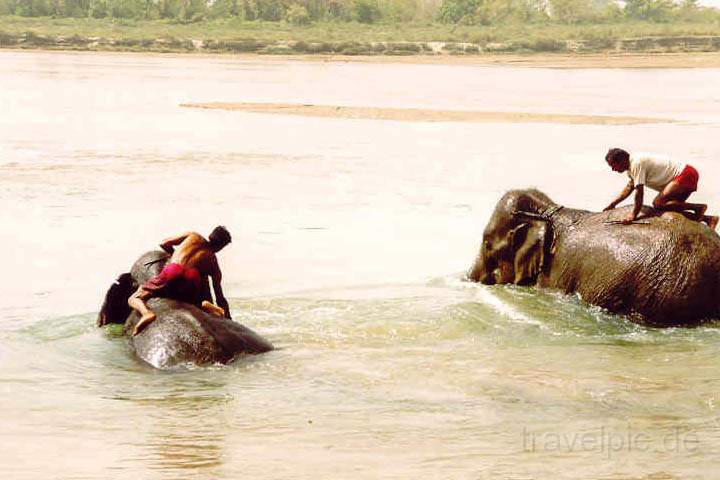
[603,148,718,229]
[128,226,232,336]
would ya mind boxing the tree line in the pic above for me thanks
[0,0,717,25]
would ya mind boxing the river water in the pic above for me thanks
[2,50,720,479]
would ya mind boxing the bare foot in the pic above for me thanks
[708,216,719,230]
[201,301,225,317]
[133,311,156,336]
[696,204,708,222]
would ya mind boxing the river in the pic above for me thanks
[2,50,720,479]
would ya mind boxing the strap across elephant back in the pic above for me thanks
[511,204,564,222]
[511,204,564,274]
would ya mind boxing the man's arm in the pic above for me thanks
[211,261,231,319]
[623,185,644,223]
[159,232,191,254]
[603,178,635,211]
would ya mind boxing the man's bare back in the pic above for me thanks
[162,232,220,277]
[129,226,232,336]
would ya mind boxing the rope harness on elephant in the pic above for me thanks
[511,204,564,222]
[144,252,171,268]
[511,204,566,274]
[542,204,564,220]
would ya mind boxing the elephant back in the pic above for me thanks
[130,250,171,285]
[547,209,720,326]
[127,298,273,368]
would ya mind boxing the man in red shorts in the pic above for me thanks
[128,226,232,336]
[603,148,718,229]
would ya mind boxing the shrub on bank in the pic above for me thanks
[206,37,267,51]
[24,29,51,44]
[385,41,421,52]
[354,0,382,23]
[0,29,18,45]
[286,4,310,25]
[306,41,334,52]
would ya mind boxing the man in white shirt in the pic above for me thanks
[603,148,718,229]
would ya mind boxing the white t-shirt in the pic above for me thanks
[627,155,685,192]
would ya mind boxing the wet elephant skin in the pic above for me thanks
[98,251,273,368]
[468,189,720,327]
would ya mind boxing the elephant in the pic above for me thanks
[467,188,720,327]
[98,250,274,368]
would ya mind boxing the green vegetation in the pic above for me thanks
[1,0,719,25]
[0,0,719,54]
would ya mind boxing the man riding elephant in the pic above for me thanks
[128,226,232,336]
[603,147,718,229]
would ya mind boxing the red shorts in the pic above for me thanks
[674,164,699,192]
[143,263,202,301]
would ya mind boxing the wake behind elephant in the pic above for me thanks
[98,250,273,369]
[468,188,720,327]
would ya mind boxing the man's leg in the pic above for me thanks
[128,287,157,335]
[653,182,719,228]
[653,181,705,220]
[706,215,720,230]
[201,301,225,317]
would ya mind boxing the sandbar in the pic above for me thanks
[181,102,677,125]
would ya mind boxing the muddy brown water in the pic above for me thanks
[2,50,720,479]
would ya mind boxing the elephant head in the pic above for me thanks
[468,189,555,286]
[97,272,135,326]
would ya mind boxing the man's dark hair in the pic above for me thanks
[209,225,232,250]
[606,148,629,164]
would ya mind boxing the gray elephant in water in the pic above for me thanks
[468,188,720,327]
[98,251,273,368]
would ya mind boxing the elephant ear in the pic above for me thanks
[511,221,550,285]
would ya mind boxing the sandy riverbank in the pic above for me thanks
[181,102,678,125]
[348,51,720,69]
[6,46,720,69]
[236,51,720,69]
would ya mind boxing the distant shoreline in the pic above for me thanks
[5,34,720,59]
[5,47,720,69]
[3,16,720,67]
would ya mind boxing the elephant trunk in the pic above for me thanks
[468,254,495,284]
